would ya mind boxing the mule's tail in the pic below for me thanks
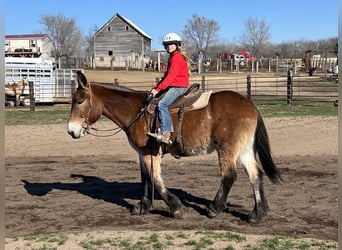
[254,111,282,184]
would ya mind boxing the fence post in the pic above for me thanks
[247,72,251,99]
[201,75,206,90]
[28,81,35,111]
[71,80,76,96]
[287,70,293,106]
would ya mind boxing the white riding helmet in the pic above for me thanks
[162,32,181,47]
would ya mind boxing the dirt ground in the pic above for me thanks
[5,116,338,248]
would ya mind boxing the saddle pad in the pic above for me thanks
[170,90,213,113]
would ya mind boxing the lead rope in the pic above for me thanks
[142,106,155,208]
[150,153,155,208]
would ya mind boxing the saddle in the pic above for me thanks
[146,83,212,114]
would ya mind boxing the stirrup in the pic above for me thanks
[147,131,172,145]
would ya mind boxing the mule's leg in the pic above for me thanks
[208,153,237,218]
[240,145,269,222]
[143,154,183,218]
[131,154,152,215]
[248,170,269,222]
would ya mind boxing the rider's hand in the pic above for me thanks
[151,88,159,96]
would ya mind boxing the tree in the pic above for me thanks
[182,14,220,55]
[39,14,84,62]
[237,17,271,58]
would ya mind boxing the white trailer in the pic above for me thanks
[5,57,81,106]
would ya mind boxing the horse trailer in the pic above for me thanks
[5,57,82,106]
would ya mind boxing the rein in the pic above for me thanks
[87,126,122,137]
[86,108,146,137]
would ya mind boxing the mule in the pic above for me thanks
[5,77,28,106]
[67,71,282,221]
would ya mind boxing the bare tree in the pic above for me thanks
[237,17,271,58]
[182,14,220,55]
[84,25,99,58]
[39,14,83,61]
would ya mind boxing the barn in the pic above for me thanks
[92,13,152,70]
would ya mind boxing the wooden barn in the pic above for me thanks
[92,13,152,70]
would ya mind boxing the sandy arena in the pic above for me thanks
[5,116,338,248]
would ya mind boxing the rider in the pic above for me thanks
[147,32,190,144]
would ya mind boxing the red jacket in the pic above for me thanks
[155,50,189,92]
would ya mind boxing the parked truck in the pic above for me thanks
[231,50,255,66]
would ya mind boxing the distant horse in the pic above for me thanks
[67,71,281,221]
[5,77,28,106]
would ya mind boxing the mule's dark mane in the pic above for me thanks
[91,82,147,94]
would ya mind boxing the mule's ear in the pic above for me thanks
[76,71,88,89]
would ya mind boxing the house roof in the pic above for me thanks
[5,34,50,40]
[94,13,152,40]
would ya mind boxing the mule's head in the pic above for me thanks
[67,71,102,139]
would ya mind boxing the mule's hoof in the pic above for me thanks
[207,209,217,218]
[247,212,262,223]
[131,199,151,215]
[247,216,260,224]
[130,204,148,215]
[130,206,140,215]
[172,209,183,219]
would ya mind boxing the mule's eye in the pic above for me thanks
[77,99,84,105]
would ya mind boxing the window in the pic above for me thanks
[125,25,129,31]
[30,40,36,48]
[108,51,113,56]
[108,26,111,31]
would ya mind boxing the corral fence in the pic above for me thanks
[10,70,338,111]
[108,71,338,105]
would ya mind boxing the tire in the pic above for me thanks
[22,97,31,107]
[6,100,15,107]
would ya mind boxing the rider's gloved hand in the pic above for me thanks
[150,88,159,96]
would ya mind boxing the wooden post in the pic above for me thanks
[247,73,251,99]
[71,80,76,96]
[287,70,293,106]
[219,57,222,74]
[201,75,206,90]
[28,81,35,111]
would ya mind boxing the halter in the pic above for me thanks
[82,82,148,138]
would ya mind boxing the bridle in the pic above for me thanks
[80,82,148,138]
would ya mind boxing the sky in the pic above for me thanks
[4,1,338,50]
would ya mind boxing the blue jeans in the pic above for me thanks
[158,87,187,132]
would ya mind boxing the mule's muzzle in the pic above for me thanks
[68,129,79,139]
[67,122,87,139]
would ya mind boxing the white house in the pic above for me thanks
[5,34,53,59]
